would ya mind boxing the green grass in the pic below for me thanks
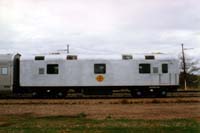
[0,114,199,133]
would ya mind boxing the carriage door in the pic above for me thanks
[159,64,170,85]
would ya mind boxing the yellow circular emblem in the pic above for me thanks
[96,75,104,82]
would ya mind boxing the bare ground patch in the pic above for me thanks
[0,98,199,120]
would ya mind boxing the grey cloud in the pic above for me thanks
[0,0,199,60]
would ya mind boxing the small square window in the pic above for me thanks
[1,67,8,75]
[39,68,45,75]
[153,67,158,73]
[94,64,106,74]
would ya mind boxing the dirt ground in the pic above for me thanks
[0,98,200,120]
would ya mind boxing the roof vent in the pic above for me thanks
[35,56,45,60]
[66,55,78,60]
[145,55,155,60]
[122,54,133,60]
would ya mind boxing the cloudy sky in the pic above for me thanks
[0,0,200,58]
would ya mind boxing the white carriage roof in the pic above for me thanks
[0,53,20,62]
[20,53,178,61]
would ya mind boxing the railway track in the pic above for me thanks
[0,90,200,99]
[0,90,200,105]
[167,90,200,97]
[0,97,199,105]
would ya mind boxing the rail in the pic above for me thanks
[0,90,200,99]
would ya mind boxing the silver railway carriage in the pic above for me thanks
[0,53,179,97]
[0,54,20,95]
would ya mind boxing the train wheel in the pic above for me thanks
[131,90,143,98]
[136,91,143,97]
[32,92,37,98]
[157,90,167,97]
[31,91,41,98]
[56,92,66,99]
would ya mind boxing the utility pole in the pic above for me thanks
[67,44,70,54]
[181,43,187,90]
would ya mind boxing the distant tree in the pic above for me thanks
[198,76,200,86]
[179,55,200,88]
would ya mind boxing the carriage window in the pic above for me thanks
[94,64,106,74]
[39,68,45,75]
[47,64,59,74]
[139,64,151,73]
[35,56,45,60]
[162,64,168,73]
[1,67,8,75]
